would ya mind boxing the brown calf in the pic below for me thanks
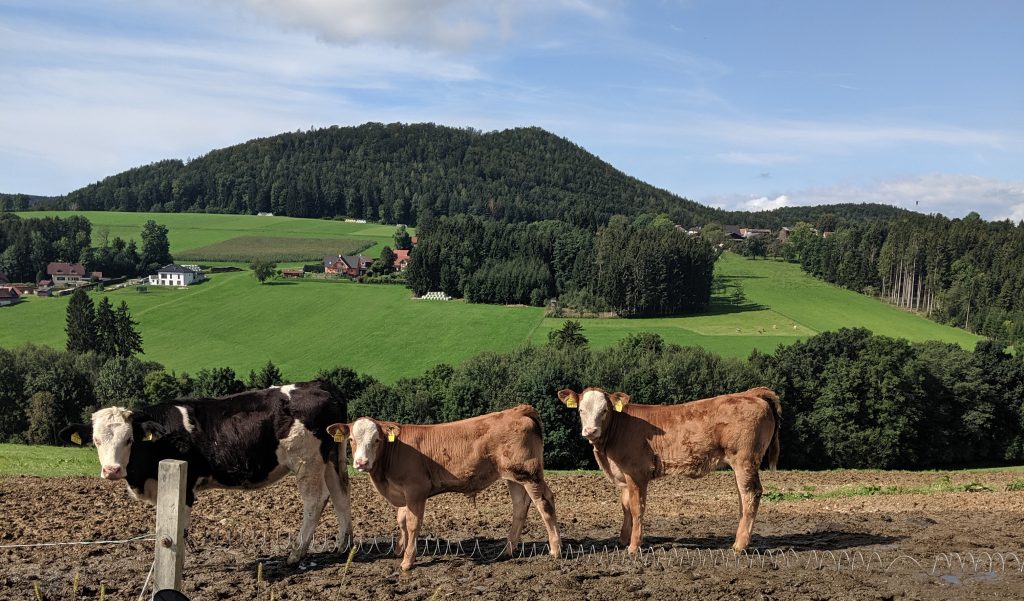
[558,386,780,553]
[327,405,561,570]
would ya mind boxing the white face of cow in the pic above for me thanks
[350,418,382,472]
[90,407,134,480]
[578,390,612,441]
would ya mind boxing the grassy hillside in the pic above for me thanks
[16,211,401,259]
[531,253,982,353]
[0,215,982,382]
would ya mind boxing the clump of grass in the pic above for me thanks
[1006,479,1024,492]
[763,476,996,503]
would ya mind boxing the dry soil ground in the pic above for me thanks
[2,469,1023,600]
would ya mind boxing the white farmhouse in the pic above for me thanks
[149,264,206,286]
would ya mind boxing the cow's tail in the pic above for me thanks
[751,387,782,470]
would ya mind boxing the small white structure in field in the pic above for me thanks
[149,264,206,286]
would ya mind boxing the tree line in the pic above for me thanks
[406,213,715,315]
[0,213,172,282]
[783,213,1024,346]
[4,320,1022,471]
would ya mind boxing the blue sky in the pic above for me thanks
[2,0,1022,221]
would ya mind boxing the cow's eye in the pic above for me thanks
[94,438,102,446]
[126,439,133,446]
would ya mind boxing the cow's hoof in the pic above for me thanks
[286,552,303,566]
[400,561,414,571]
[549,548,561,559]
[626,545,639,555]
[731,543,748,553]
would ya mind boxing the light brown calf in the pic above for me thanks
[327,405,561,570]
[558,386,781,553]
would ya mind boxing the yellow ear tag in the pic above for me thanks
[614,401,624,412]
[566,398,578,409]
[387,427,398,443]
[70,432,82,445]
[333,432,344,443]
[144,432,154,441]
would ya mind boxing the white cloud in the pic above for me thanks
[228,0,611,51]
[742,195,790,211]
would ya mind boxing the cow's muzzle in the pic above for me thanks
[101,465,126,480]
[582,427,599,440]
[353,458,369,472]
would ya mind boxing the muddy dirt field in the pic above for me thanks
[2,469,1023,600]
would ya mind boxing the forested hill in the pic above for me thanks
[52,124,711,229]
[36,123,909,229]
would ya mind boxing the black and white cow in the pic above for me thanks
[59,381,350,565]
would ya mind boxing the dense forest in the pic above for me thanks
[4,326,1022,470]
[23,122,909,230]
[788,213,1024,346]
[406,214,715,315]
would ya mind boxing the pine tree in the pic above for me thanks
[65,288,96,354]
[113,301,143,357]
[94,296,117,357]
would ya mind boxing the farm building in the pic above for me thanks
[324,254,373,277]
[148,264,206,286]
[281,268,304,278]
[46,262,87,285]
[0,286,20,307]
[392,249,411,271]
[741,228,772,238]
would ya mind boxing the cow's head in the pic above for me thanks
[328,418,399,472]
[558,388,630,442]
[58,408,167,480]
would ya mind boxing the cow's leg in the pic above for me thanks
[625,478,647,554]
[323,461,351,551]
[617,484,633,547]
[288,462,329,565]
[400,498,426,571]
[519,480,561,558]
[731,462,762,551]
[504,480,532,557]
[395,506,408,557]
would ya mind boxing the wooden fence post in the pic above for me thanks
[154,459,187,592]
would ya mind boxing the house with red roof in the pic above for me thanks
[392,249,411,272]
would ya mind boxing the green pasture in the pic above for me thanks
[531,253,983,357]
[2,212,982,380]
[0,272,544,382]
[0,443,99,477]
[15,211,402,259]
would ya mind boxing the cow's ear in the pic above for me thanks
[139,421,167,442]
[385,425,400,443]
[326,423,350,443]
[59,424,92,446]
[610,392,631,412]
[557,389,579,409]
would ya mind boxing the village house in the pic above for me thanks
[0,286,20,307]
[324,254,373,277]
[392,249,411,272]
[740,228,772,239]
[148,264,206,286]
[723,225,744,240]
[47,262,87,285]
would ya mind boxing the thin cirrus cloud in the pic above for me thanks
[229,0,612,51]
